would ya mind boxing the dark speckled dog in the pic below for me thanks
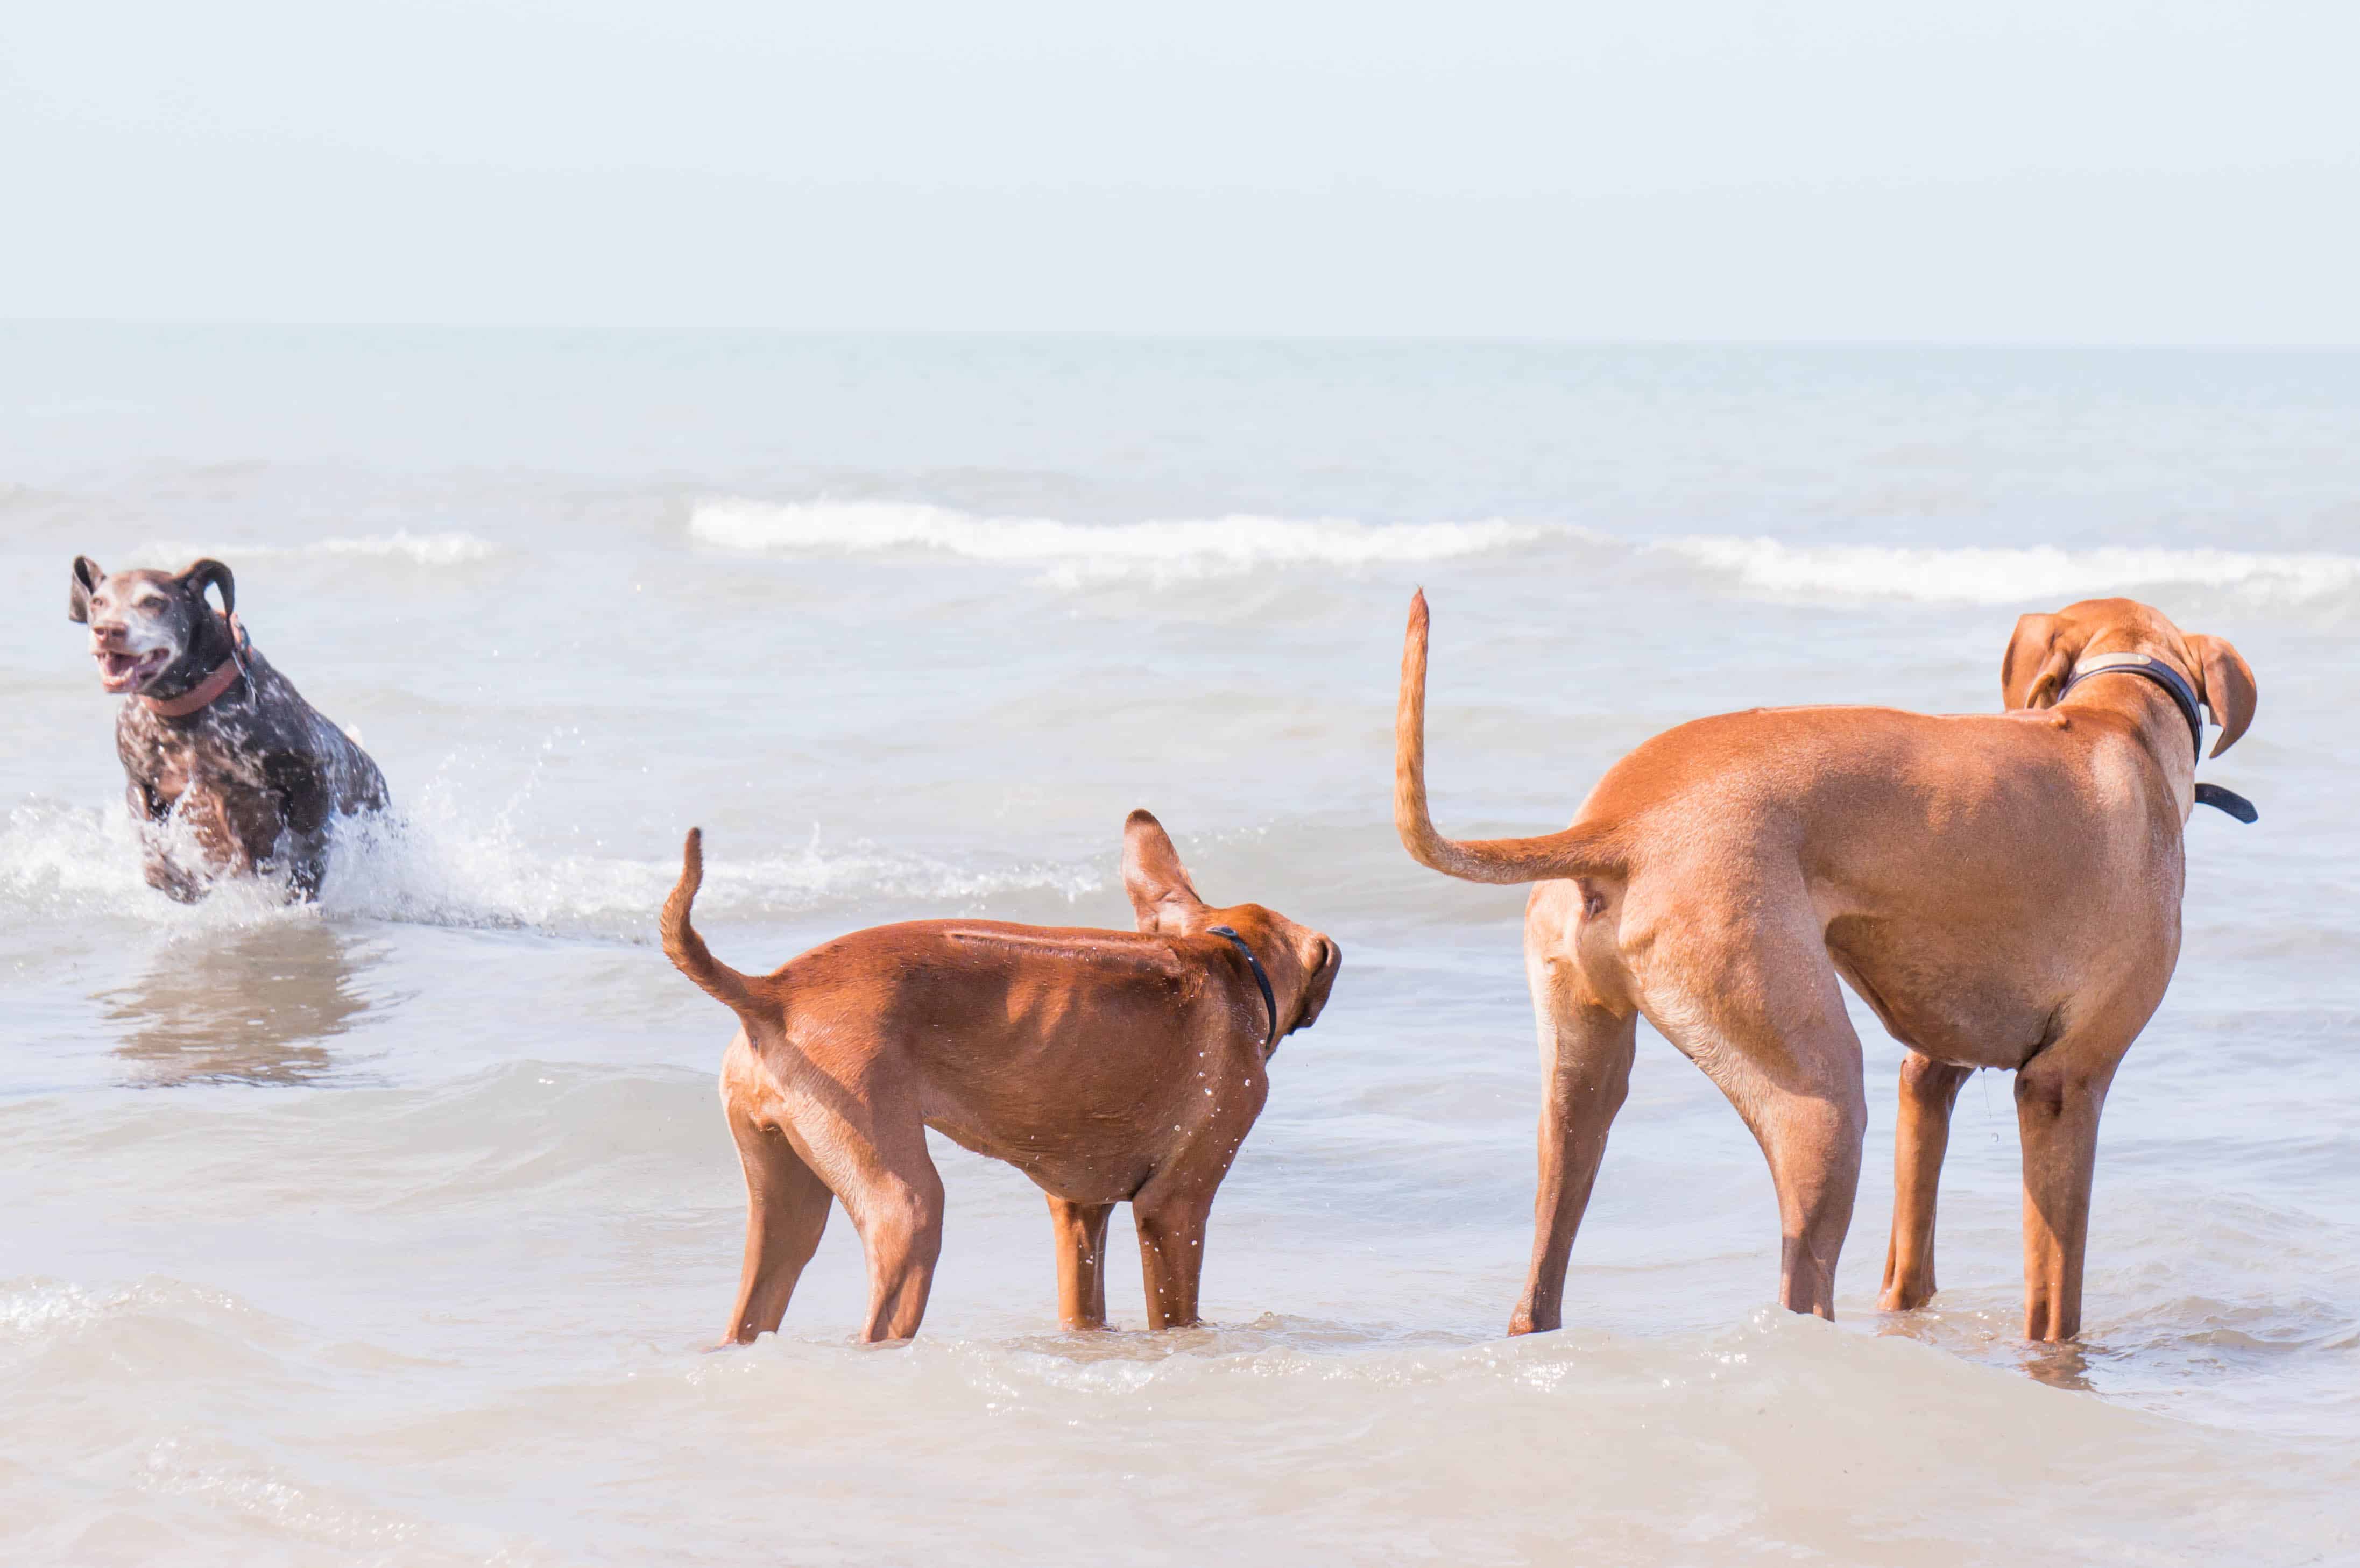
[68,556,388,902]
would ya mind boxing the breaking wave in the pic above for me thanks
[690,500,1561,586]
[691,497,2360,609]
[128,530,498,568]
[1659,535,2360,606]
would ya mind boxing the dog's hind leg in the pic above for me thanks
[1879,1053,1972,1312]
[1047,1197,1116,1329]
[1753,1076,1867,1319]
[719,1106,834,1346]
[1641,906,1868,1320]
[1512,888,1638,1335]
[828,1111,946,1345]
[1750,1067,1869,1320]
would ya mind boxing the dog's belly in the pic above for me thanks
[916,1052,1261,1207]
[1825,923,2062,1069]
[923,1109,1155,1204]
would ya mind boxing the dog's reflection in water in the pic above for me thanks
[2015,1338,2097,1393]
[102,921,376,1086]
[1873,1308,2100,1393]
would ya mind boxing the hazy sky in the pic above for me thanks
[6,2,2356,340]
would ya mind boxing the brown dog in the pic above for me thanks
[68,555,388,901]
[662,812,1340,1344]
[1395,593,2256,1342]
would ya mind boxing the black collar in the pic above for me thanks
[1207,925,1278,1053]
[2060,653,2204,760]
[2057,654,2257,824]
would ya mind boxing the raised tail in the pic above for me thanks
[1395,590,1622,885]
[661,828,760,1016]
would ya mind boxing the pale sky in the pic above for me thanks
[5,1,2357,340]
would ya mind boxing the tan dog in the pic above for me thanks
[1395,593,2256,1342]
[662,812,1340,1344]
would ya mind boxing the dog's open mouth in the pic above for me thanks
[95,648,172,694]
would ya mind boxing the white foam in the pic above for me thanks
[0,801,299,935]
[320,799,1102,937]
[0,1277,253,1340]
[1657,535,2360,606]
[130,530,498,568]
[304,530,497,566]
[690,499,1558,586]
[0,786,1100,942]
[694,499,2357,607]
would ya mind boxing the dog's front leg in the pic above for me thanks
[1047,1196,1117,1329]
[1879,1054,1973,1312]
[1132,1184,1216,1330]
[126,783,203,902]
[265,753,334,902]
[136,833,209,903]
[138,843,208,903]
[2014,1047,2124,1342]
[276,830,333,902]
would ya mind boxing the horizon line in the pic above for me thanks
[7,318,2360,353]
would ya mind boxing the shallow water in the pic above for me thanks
[3,327,2356,1565]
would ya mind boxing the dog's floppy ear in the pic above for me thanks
[1122,808,1206,934]
[68,557,104,624]
[2185,633,2257,758]
[179,558,235,616]
[1290,940,1340,1034]
[2001,612,2080,710]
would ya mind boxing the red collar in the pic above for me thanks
[139,614,250,719]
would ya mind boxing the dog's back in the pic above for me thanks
[663,840,1268,1189]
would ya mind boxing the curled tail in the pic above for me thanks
[661,828,759,1016]
[1395,590,1622,885]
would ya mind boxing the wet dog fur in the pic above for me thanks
[662,811,1340,1344]
[69,555,387,901]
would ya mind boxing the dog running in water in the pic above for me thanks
[69,555,387,902]
[661,811,1340,1344]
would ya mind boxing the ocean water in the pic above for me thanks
[3,325,2356,1566]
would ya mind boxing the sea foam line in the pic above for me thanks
[1658,536,2360,606]
[690,500,1560,586]
[693,497,2358,606]
[129,530,498,568]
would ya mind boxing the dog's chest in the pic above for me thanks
[118,709,274,813]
